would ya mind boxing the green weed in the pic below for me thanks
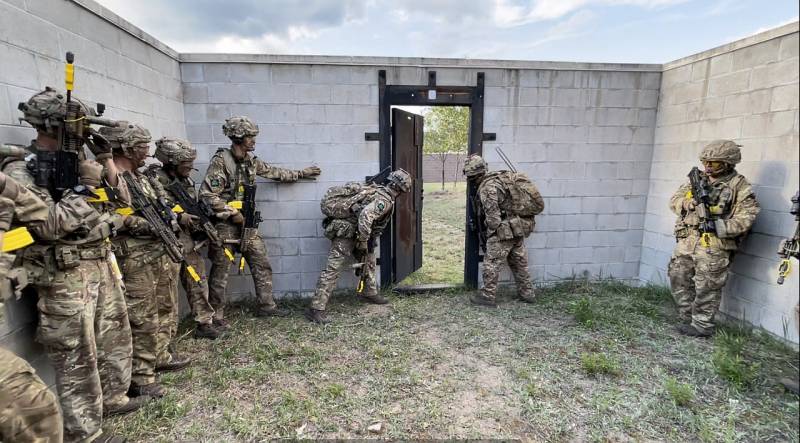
[664,376,695,407]
[581,352,621,376]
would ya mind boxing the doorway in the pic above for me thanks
[368,70,490,289]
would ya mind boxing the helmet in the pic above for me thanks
[154,137,196,166]
[222,116,259,140]
[79,159,104,187]
[699,140,742,165]
[463,154,487,178]
[99,122,152,157]
[387,168,412,193]
[17,87,67,135]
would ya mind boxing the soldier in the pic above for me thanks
[0,171,63,443]
[146,137,220,339]
[4,89,145,442]
[305,169,413,324]
[463,154,543,307]
[668,140,760,338]
[100,123,191,400]
[200,116,321,325]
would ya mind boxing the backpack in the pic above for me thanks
[320,182,374,218]
[490,171,545,217]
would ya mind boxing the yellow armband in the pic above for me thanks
[1,227,34,252]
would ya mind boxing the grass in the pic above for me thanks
[107,280,800,442]
[399,181,467,286]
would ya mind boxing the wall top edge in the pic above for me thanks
[70,0,179,60]
[178,53,663,72]
[663,21,799,71]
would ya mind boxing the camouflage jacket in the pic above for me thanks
[356,186,394,243]
[477,173,535,241]
[145,164,201,237]
[108,168,169,257]
[200,147,302,212]
[669,169,760,251]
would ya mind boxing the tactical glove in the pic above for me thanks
[178,213,199,228]
[86,128,113,160]
[301,166,321,178]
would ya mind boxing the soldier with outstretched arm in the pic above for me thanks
[199,116,320,325]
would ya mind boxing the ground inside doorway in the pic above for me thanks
[108,281,799,441]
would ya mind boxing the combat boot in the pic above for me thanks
[255,306,291,317]
[305,308,331,324]
[212,318,230,331]
[470,294,497,308]
[360,293,388,305]
[156,353,192,372]
[105,395,152,417]
[128,382,165,398]
[194,323,221,340]
[517,290,536,303]
[677,324,712,338]
[780,377,800,395]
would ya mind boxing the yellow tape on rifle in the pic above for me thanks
[778,259,792,279]
[86,188,110,203]
[239,257,246,272]
[172,204,184,213]
[1,227,34,252]
[700,232,712,248]
[186,265,202,282]
[224,248,235,262]
[357,279,365,293]
[65,62,74,91]
[228,200,243,210]
[116,207,134,216]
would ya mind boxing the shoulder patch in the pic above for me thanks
[210,178,221,187]
[377,201,385,211]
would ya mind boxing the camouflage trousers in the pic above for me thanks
[310,237,377,311]
[0,348,63,443]
[481,236,534,302]
[179,233,214,325]
[208,222,275,319]
[35,256,132,442]
[119,247,175,385]
[668,235,732,334]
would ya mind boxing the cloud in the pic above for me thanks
[492,0,688,27]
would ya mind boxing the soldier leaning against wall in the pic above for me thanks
[0,171,63,443]
[3,89,149,443]
[667,140,760,338]
[199,116,320,325]
[777,190,799,394]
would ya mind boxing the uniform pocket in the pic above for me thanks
[36,298,84,350]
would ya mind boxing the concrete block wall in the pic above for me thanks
[639,23,800,342]
[0,0,185,375]
[181,56,662,297]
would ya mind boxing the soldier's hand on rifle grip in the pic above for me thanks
[355,239,368,252]
[301,166,321,178]
[86,128,113,158]
[178,213,198,228]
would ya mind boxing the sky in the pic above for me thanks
[94,0,798,64]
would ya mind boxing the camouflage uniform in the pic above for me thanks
[100,123,182,391]
[6,90,137,441]
[308,172,412,316]
[0,172,63,443]
[200,116,320,319]
[668,140,760,335]
[464,155,542,305]
[147,137,216,333]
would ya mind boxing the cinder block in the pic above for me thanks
[350,66,379,84]
[229,64,271,82]
[624,246,642,263]
[535,215,564,231]
[331,85,370,105]
[434,68,470,86]
[295,105,326,124]
[181,63,203,83]
[0,45,40,90]
[552,88,585,107]
[519,70,552,87]
[699,117,743,140]
[260,220,280,238]
[670,81,704,105]
[261,201,298,219]
[295,85,332,104]
[597,214,629,230]
[709,53,733,77]
[485,87,510,107]
[517,125,554,142]
[300,238,331,255]
[273,65,312,84]
[208,84,251,103]
[778,33,799,61]
[731,38,781,71]
[564,213,597,231]
[273,273,301,292]
[751,60,799,89]
[530,248,561,265]
[593,246,625,263]
[581,196,615,213]
[586,163,617,179]
[276,182,318,202]
[770,84,799,111]
[185,124,213,144]
[691,59,709,82]
[251,84,295,103]
[614,195,647,213]
[279,220,318,238]
[266,237,300,256]
[723,89,772,116]
[547,197,581,214]
[599,72,640,89]
[562,247,594,264]
[742,111,796,138]
[573,71,601,89]
[637,89,660,108]
[662,65,692,88]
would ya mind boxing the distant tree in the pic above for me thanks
[424,107,469,190]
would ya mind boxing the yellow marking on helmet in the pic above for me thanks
[115,207,134,216]
[224,248,235,262]
[1,227,34,252]
[186,265,202,282]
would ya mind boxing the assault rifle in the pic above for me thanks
[236,183,263,272]
[352,238,375,293]
[468,191,487,255]
[121,171,201,283]
[366,166,392,185]
[166,182,221,246]
[777,190,800,284]
[688,167,717,248]
[495,146,517,173]
[20,52,118,201]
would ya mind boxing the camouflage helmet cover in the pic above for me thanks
[387,168,412,193]
[17,87,67,132]
[98,122,152,157]
[154,137,196,166]
[463,154,487,178]
[699,140,742,165]
[222,116,259,139]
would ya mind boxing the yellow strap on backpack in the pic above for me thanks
[228,200,243,210]
[86,188,111,203]
[1,227,35,252]
[172,204,184,213]
[186,265,202,282]
[115,207,134,216]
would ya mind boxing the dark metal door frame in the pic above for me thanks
[366,70,493,289]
